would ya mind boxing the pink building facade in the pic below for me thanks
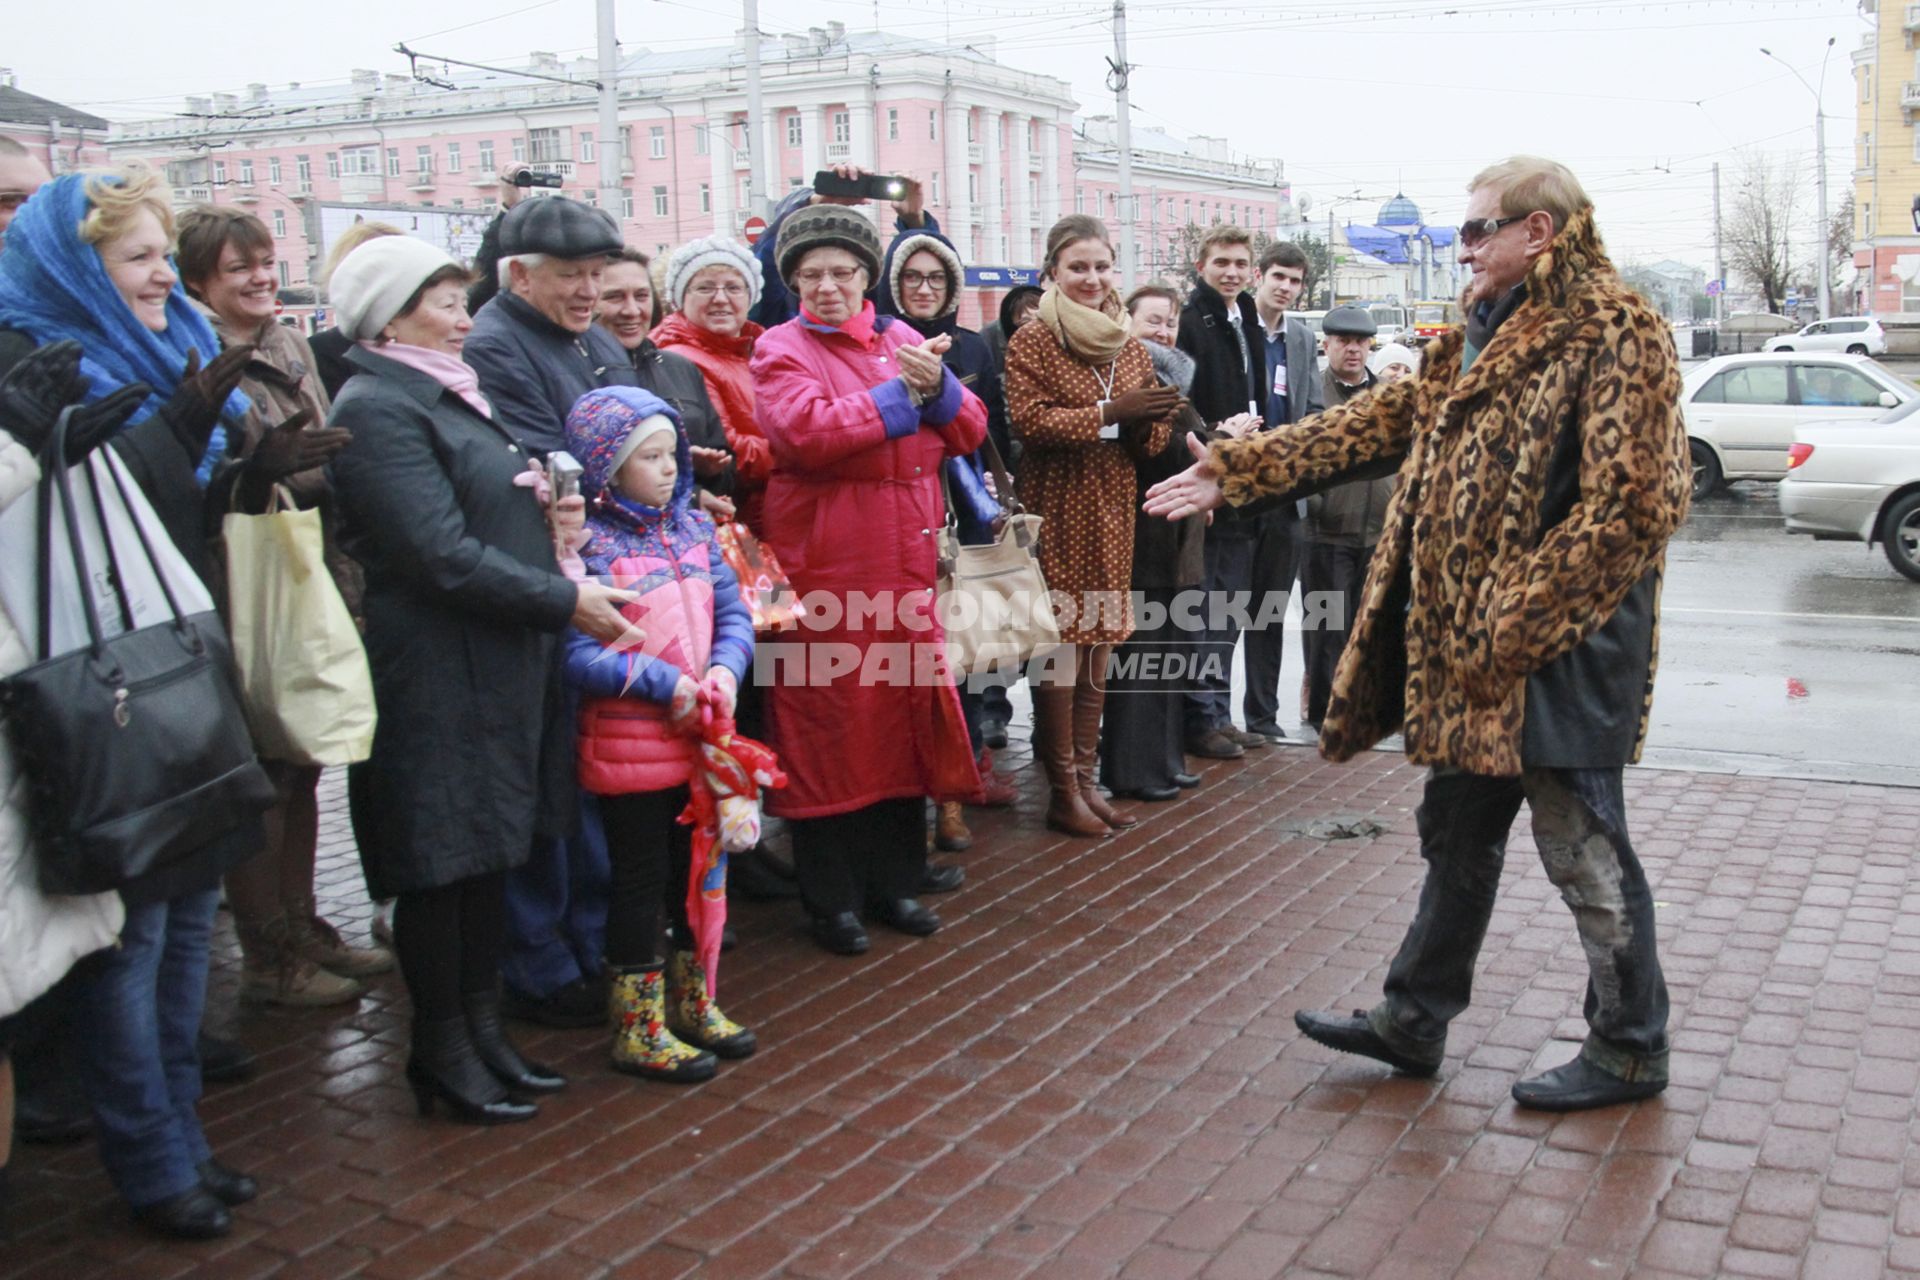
[105,26,1290,326]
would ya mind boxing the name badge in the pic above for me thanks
[1272,362,1289,398]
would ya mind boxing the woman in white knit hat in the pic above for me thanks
[650,236,771,531]
[325,235,639,1127]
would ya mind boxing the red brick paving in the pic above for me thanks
[6,740,1920,1279]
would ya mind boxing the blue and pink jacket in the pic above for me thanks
[562,387,755,796]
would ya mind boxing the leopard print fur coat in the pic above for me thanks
[1210,206,1691,777]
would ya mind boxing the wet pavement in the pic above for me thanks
[6,738,1920,1280]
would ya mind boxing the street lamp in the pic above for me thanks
[1762,38,1836,320]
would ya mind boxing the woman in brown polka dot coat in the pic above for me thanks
[1004,215,1179,837]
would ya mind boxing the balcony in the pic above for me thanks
[529,160,575,179]
[338,173,384,202]
[967,143,983,163]
[733,151,751,171]
[1906,0,1919,27]
[231,185,260,204]
[826,141,852,161]
[1028,155,1043,173]
[471,170,500,188]
[1904,81,1920,111]
[408,171,437,192]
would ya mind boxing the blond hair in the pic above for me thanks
[1042,214,1113,277]
[319,220,403,288]
[1467,156,1591,233]
[76,163,174,247]
[1196,224,1252,262]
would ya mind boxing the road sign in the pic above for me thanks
[742,215,769,246]
[1705,280,1723,296]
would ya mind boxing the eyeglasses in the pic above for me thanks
[794,265,864,287]
[1458,215,1525,249]
[901,270,950,292]
[688,281,748,300]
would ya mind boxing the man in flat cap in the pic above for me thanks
[464,195,639,1028]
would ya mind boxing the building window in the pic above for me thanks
[620,126,633,160]
[296,154,311,186]
[966,113,976,143]
[416,145,433,175]
[887,108,899,141]
[1184,198,1192,223]
[340,146,377,176]
[621,188,634,219]
[386,147,401,178]
[272,210,286,237]
[739,176,750,207]
[833,111,850,144]
[527,128,564,164]
[650,125,666,159]
[578,132,593,163]
[479,140,495,172]
[1076,187,1084,213]
[1029,177,1038,208]
[790,175,804,189]
[446,142,462,172]
[699,182,711,213]
[694,126,709,156]
[511,136,527,164]
[238,158,253,184]
[213,160,227,184]
[269,156,283,184]
[786,115,802,148]
[1865,200,1875,237]
[452,197,465,208]
[968,172,978,205]
[928,110,938,141]
[653,185,669,217]
[931,171,940,204]
[582,189,596,207]
[278,261,290,288]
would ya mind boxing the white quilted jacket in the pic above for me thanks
[0,434,122,1019]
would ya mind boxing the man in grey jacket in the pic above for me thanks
[1243,242,1326,740]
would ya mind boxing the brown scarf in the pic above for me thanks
[1037,284,1131,366]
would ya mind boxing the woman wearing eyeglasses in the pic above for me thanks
[653,237,769,532]
[748,206,986,956]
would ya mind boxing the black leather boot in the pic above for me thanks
[462,990,566,1095]
[406,1016,538,1125]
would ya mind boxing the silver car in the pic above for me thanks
[1778,396,1920,582]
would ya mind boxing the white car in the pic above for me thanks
[1763,316,1888,356]
[1779,398,1920,581]
[1681,353,1914,499]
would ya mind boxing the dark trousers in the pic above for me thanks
[501,794,609,999]
[789,798,925,918]
[393,872,508,1024]
[1100,586,1190,793]
[1242,512,1302,733]
[1299,539,1372,727]
[1185,532,1253,736]
[600,787,694,969]
[1372,767,1670,1081]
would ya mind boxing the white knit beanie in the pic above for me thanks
[610,413,678,476]
[665,235,763,311]
[1369,342,1418,376]
[328,236,461,340]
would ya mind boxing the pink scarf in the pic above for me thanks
[359,340,492,417]
[802,300,879,348]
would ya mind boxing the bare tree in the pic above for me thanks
[1828,188,1856,311]
[1724,151,1806,314]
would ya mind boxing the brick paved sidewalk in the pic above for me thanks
[6,739,1920,1280]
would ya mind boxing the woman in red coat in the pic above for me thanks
[749,206,986,957]
[653,236,771,531]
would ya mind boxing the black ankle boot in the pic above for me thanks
[406,1016,538,1125]
[462,990,567,1095]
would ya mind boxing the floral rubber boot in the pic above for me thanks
[608,964,716,1083]
[666,950,758,1059]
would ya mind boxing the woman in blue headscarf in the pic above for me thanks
[0,165,265,1242]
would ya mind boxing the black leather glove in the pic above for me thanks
[244,409,352,481]
[0,339,153,464]
[156,344,254,441]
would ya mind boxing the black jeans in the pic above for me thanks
[1372,767,1670,1082]
[601,787,694,969]
[1298,539,1373,727]
[789,798,925,918]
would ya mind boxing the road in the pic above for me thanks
[1646,478,1920,787]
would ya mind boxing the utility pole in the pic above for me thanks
[596,0,621,220]
[1109,0,1136,289]
[1327,203,1336,306]
[744,0,768,220]
[1762,39,1835,320]
[1712,161,1724,328]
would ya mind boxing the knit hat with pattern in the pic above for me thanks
[664,234,763,311]
[774,205,883,288]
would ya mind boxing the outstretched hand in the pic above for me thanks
[1141,432,1226,521]
[0,340,152,464]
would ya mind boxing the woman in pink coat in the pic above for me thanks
[749,206,984,957]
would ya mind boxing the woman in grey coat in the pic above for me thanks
[326,236,635,1126]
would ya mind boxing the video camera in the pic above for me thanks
[511,169,566,190]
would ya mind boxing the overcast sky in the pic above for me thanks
[7,0,1866,272]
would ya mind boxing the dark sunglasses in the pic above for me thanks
[1459,215,1525,248]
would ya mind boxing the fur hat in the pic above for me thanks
[886,233,964,321]
[775,205,883,287]
[498,196,623,259]
[664,235,763,311]
[327,236,460,341]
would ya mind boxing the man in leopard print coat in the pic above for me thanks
[1147,157,1690,1111]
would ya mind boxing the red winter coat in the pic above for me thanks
[750,310,986,818]
[653,312,770,530]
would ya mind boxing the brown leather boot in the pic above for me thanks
[1075,645,1136,830]
[935,800,973,851]
[1033,678,1109,838]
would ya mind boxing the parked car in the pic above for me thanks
[1779,398,1920,581]
[1681,352,1915,499]
[1763,316,1888,356]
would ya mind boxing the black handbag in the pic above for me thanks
[0,410,273,896]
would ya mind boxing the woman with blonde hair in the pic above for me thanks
[1003,216,1179,838]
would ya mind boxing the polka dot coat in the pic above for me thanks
[1004,320,1173,645]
